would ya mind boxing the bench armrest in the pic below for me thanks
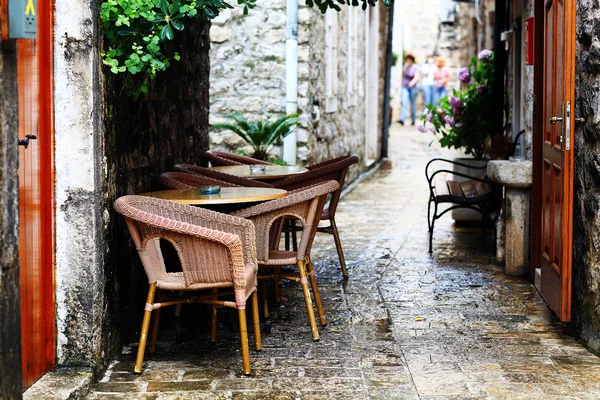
[425,158,487,182]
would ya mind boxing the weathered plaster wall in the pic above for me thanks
[0,39,23,397]
[102,18,211,351]
[54,0,106,368]
[573,0,600,352]
[209,2,383,182]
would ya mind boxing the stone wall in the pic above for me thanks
[0,39,23,397]
[208,2,384,182]
[573,0,600,352]
[102,18,211,357]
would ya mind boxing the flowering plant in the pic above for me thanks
[419,50,495,159]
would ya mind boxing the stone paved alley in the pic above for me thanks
[88,125,600,399]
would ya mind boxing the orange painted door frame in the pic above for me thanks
[14,0,56,389]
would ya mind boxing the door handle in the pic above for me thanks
[549,117,563,124]
[18,135,37,149]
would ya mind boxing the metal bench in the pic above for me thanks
[425,159,503,253]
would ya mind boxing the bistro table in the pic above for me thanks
[209,165,308,180]
[140,186,287,206]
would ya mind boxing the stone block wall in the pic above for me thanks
[209,2,386,182]
[573,0,600,352]
[0,38,23,398]
[102,18,211,358]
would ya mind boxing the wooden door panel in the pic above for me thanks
[539,0,575,322]
[16,0,56,390]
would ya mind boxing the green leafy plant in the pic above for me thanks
[101,0,391,98]
[419,50,495,159]
[233,149,288,165]
[212,113,301,160]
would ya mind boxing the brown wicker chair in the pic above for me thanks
[173,164,275,188]
[114,195,261,375]
[272,154,359,279]
[231,180,339,342]
[159,172,239,190]
[203,150,271,167]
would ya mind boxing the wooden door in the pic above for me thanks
[14,0,56,389]
[539,0,576,322]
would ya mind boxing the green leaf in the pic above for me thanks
[160,24,174,41]
[171,19,184,30]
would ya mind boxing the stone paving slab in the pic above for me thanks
[87,126,600,399]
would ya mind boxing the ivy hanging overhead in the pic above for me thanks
[100,0,391,98]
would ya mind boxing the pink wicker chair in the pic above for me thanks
[203,150,271,167]
[231,180,339,341]
[173,164,275,188]
[271,154,359,279]
[159,172,239,189]
[114,195,261,375]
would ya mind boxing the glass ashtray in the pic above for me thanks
[249,164,266,173]
[199,185,221,195]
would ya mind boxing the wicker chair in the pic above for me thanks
[203,150,271,167]
[173,164,275,188]
[159,172,239,190]
[114,195,261,375]
[271,154,359,279]
[231,180,339,341]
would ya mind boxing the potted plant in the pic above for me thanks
[419,50,495,220]
[211,113,301,162]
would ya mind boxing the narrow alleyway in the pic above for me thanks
[88,125,600,399]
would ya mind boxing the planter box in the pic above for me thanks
[451,158,488,221]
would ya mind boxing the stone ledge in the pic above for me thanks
[23,368,93,400]
[487,160,532,188]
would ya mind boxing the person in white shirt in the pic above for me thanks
[420,55,436,110]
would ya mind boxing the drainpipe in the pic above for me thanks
[492,0,507,133]
[381,1,395,159]
[283,0,298,165]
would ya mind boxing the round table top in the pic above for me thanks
[141,187,288,205]
[209,165,308,180]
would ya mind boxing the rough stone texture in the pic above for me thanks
[208,2,386,183]
[487,160,532,188]
[573,0,600,354]
[101,17,211,371]
[87,126,600,399]
[456,0,494,69]
[23,369,93,400]
[504,189,531,276]
[0,38,23,397]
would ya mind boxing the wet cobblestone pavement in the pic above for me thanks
[89,126,600,399]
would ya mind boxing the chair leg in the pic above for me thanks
[149,307,161,354]
[210,288,218,343]
[261,279,269,319]
[429,203,438,254]
[251,290,262,351]
[330,218,349,279]
[135,283,156,373]
[237,308,251,375]
[306,257,326,326]
[297,260,320,341]
[274,267,282,303]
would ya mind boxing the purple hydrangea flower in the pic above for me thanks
[458,67,471,84]
[436,107,444,116]
[449,96,462,109]
[417,124,428,133]
[444,116,455,127]
[428,126,436,133]
[478,49,492,60]
[477,84,487,94]
[426,113,433,122]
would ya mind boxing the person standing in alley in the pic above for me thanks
[420,55,436,110]
[434,57,451,104]
[399,54,419,126]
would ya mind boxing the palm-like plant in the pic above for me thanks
[212,113,301,160]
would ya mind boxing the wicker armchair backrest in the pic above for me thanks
[272,154,358,218]
[115,195,257,291]
[231,180,339,262]
[173,164,275,188]
[159,172,238,190]
[203,150,271,167]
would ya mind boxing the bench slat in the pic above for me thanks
[447,180,465,203]
[432,176,452,202]
[460,180,480,204]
